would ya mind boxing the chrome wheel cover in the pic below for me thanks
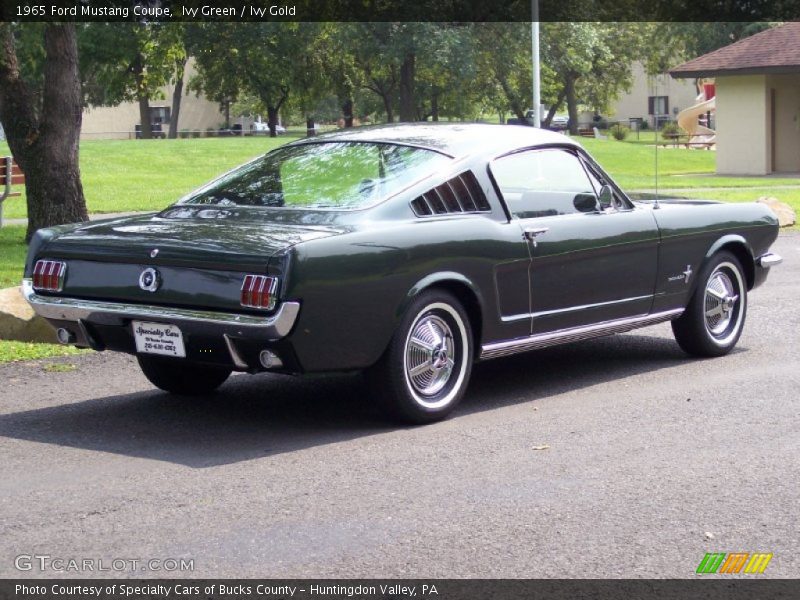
[405,314,455,397]
[402,302,469,410]
[703,262,744,344]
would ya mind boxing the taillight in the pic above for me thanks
[240,274,278,310]
[32,260,67,292]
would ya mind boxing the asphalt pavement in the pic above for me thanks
[0,233,797,579]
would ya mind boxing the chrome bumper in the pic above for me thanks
[757,253,782,268]
[22,278,300,341]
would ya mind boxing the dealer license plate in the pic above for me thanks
[132,321,186,358]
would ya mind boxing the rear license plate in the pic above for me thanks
[132,321,186,358]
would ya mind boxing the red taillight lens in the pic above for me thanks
[32,260,67,292]
[240,274,278,310]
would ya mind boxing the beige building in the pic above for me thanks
[670,23,800,175]
[81,60,227,140]
[609,62,699,129]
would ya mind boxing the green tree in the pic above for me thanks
[80,23,183,139]
[0,24,88,239]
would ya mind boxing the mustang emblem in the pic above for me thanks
[668,264,693,284]
[139,267,161,292]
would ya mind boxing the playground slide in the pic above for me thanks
[677,95,716,146]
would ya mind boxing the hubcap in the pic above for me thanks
[704,269,739,336]
[405,314,455,397]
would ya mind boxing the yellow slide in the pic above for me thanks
[677,83,715,147]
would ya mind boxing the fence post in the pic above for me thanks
[0,156,13,228]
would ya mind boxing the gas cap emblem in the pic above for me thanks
[139,267,161,292]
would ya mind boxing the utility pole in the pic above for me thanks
[531,0,541,127]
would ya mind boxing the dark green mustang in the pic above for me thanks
[24,124,782,423]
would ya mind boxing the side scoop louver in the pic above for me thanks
[410,171,491,217]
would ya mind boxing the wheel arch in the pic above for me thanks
[703,235,755,290]
[400,272,485,352]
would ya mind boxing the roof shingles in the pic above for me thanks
[670,22,800,78]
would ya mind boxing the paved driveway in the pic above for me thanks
[0,234,797,578]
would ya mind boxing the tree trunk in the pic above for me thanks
[306,117,316,138]
[431,93,439,122]
[565,75,579,135]
[267,106,278,137]
[223,100,231,129]
[132,54,151,139]
[168,57,186,139]
[399,53,416,122]
[542,90,566,128]
[497,75,525,120]
[0,24,88,241]
[342,98,353,128]
[381,94,393,123]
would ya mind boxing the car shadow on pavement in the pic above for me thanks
[0,333,731,467]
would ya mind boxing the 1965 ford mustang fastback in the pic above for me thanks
[24,124,782,423]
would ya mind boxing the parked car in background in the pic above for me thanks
[549,114,569,130]
[252,121,286,135]
[24,124,782,423]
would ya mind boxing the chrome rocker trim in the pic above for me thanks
[22,278,300,341]
[757,253,782,268]
[480,309,684,360]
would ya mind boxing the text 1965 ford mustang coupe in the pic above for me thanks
[24,124,782,423]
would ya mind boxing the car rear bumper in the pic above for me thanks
[22,278,302,371]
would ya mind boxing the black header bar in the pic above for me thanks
[2,0,800,22]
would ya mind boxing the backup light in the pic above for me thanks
[32,260,67,292]
[240,274,278,310]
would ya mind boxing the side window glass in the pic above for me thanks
[491,149,597,219]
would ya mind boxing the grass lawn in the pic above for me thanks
[0,225,28,288]
[0,340,86,364]
[578,138,800,215]
[0,136,300,219]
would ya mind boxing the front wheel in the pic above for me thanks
[137,355,232,396]
[368,290,474,424]
[672,251,747,357]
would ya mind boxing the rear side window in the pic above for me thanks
[491,148,596,219]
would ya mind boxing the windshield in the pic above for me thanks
[179,141,452,210]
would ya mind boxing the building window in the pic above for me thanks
[648,96,669,116]
[150,106,171,124]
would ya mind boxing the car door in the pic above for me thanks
[490,146,660,335]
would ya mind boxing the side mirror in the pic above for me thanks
[573,193,600,213]
[598,185,614,210]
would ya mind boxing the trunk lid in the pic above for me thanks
[42,208,348,272]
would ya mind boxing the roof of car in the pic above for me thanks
[288,123,578,159]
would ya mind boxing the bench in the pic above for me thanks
[0,156,25,227]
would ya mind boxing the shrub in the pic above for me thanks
[609,123,630,141]
[660,121,684,138]
[179,129,190,139]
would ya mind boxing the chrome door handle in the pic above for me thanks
[523,227,549,246]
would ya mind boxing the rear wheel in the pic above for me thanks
[137,355,231,396]
[368,290,474,424]
[672,251,747,357]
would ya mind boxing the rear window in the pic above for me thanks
[179,141,451,210]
